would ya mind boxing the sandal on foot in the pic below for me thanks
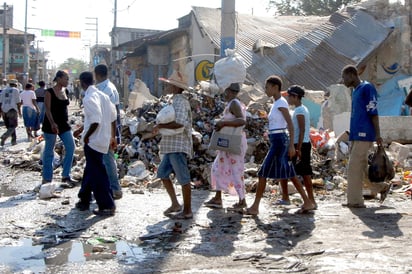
[163,205,182,215]
[273,199,291,206]
[204,198,223,209]
[93,208,115,216]
[242,208,258,216]
[342,203,366,208]
[296,207,314,214]
[231,201,247,209]
[60,177,78,188]
[172,212,193,220]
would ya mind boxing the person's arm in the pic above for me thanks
[296,113,305,158]
[83,123,98,144]
[215,100,246,130]
[110,120,117,150]
[371,114,382,146]
[44,90,59,134]
[280,107,296,159]
[32,99,40,113]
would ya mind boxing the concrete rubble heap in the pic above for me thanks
[2,84,412,201]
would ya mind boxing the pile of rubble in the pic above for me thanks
[1,84,412,201]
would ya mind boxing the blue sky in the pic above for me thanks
[7,0,271,66]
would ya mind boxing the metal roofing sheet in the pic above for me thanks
[192,6,391,90]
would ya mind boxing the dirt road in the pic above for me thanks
[1,103,412,273]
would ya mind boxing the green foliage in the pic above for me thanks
[269,0,361,16]
[58,58,89,80]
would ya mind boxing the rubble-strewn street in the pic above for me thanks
[1,100,412,274]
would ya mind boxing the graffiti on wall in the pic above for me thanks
[195,60,214,82]
[382,62,401,75]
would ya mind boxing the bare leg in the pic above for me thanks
[162,178,181,214]
[303,175,316,207]
[181,183,192,216]
[290,177,315,210]
[246,176,267,215]
[279,180,290,202]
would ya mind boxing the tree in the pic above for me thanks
[269,0,361,16]
[58,58,89,81]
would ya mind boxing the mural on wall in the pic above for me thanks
[195,60,214,82]
[382,62,401,75]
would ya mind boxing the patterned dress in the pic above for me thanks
[210,99,247,199]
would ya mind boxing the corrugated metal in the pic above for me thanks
[192,6,391,90]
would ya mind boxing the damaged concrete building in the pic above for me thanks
[114,0,412,143]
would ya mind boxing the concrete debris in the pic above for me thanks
[1,85,412,201]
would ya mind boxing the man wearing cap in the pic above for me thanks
[154,70,193,219]
[0,79,22,146]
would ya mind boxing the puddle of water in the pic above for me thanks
[0,184,20,197]
[0,238,158,272]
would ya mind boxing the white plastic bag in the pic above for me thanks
[39,182,58,199]
[156,105,175,124]
[213,49,246,90]
[156,105,184,136]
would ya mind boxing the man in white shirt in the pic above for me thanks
[76,71,117,216]
[0,79,22,146]
[94,64,123,200]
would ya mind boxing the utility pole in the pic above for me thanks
[85,17,98,46]
[2,2,7,79]
[24,0,29,83]
[220,0,236,57]
[110,0,117,82]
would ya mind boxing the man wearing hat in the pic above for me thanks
[0,79,22,146]
[154,70,193,219]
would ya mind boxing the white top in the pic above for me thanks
[292,104,310,144]
[81,85,116,154]
[268,96,288,130]
[20,89,37,110]
[96,79,120,105]
[0,87,21,112]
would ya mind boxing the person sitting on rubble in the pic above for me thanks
[153,69,193,220]
[275,85,317,209]
[204,83,248,210]
[245,75,316,215]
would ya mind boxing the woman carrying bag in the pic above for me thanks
[205,83,248,209]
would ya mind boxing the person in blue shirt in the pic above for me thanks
[341,65,389,208]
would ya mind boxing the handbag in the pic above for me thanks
[208,126,242,155]
[368,145,395,183]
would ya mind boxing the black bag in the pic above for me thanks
[368,145,395,183]
[405,89,412,107]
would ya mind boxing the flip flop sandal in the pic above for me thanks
[204,199,223,209]
[172,212,193,220]
[273,199,291,206]
[295,207,314,214]
[163,205,182,215]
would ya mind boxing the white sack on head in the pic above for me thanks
[213,49,246,91]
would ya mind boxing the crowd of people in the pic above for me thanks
[0,63,393,217]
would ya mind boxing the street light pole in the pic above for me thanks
[2,2,8,80]
[85,17,98,46]
[23,0,29,83]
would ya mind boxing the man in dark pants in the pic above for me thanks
[75,71,117,216]
[0,79,21,146]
